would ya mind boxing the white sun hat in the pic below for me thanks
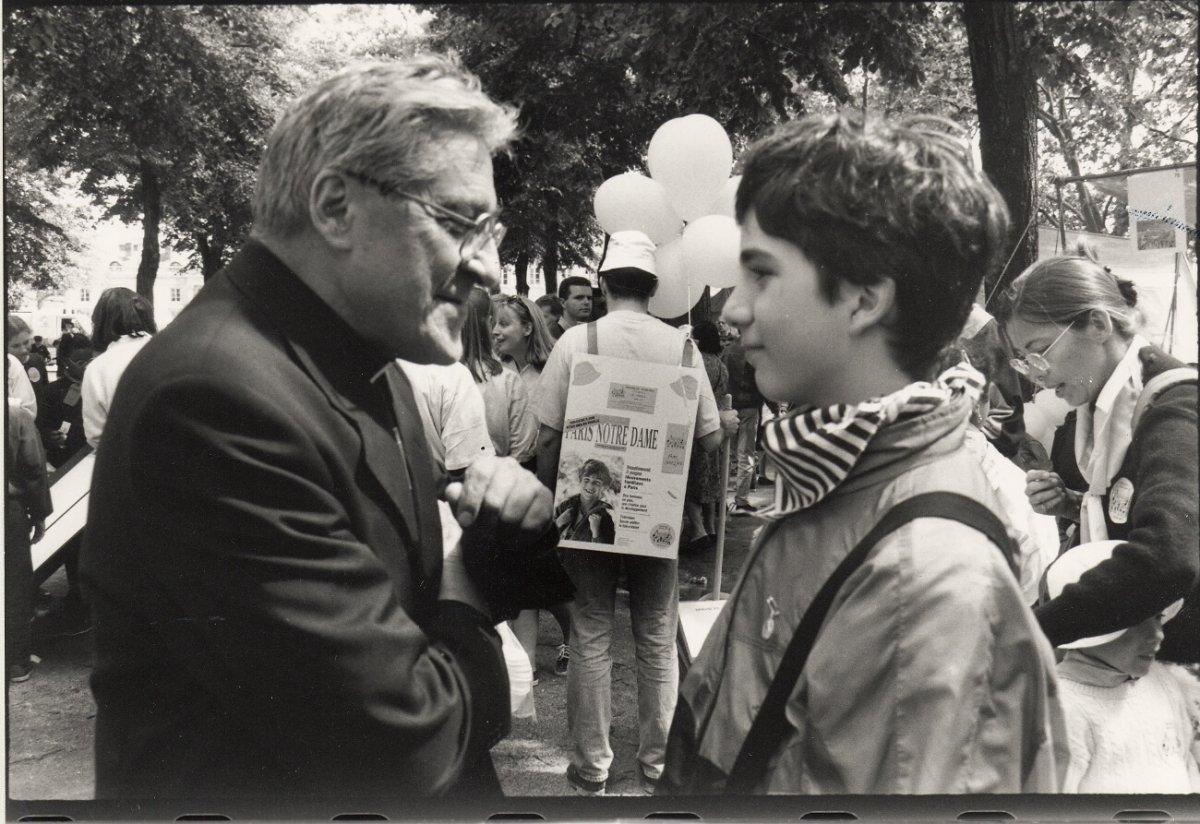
[599,230,658,276]
[1043,539,1184,649]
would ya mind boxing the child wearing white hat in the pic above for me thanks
[1045,540,1200,792]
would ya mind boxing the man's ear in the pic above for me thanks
[308,170,355,251]
[846,277,897,335]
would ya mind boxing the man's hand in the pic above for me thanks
[1025,470,1081,521]
[444,455,552,541]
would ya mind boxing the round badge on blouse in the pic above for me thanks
[1108,477,1134,524]
[26,367,40,382]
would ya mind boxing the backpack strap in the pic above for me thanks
[725,491,1014,794]
[586,321,598,356]
[1131,367,1197,433]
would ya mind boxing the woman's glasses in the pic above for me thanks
[1009,322,1074,377]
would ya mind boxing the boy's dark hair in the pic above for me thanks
[736,111,1010,379]
[558,276,593,301]
[56,331,93,363]
[535,294,563,319]
[91,287,157,353]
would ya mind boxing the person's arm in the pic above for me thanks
[536,424,562,492]
[10,405,53,523]
[125,375,509,794]
[1035,387,1199,647]
[532,339,571,492]
[81,359,107,449]
[7,354,38,418]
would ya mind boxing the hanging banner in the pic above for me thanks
[553,353,700,559]
[1128,167,1192,252]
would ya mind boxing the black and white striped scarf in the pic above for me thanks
[761,364,987,518]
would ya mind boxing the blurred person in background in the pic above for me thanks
[82,287,157,450]
[536,294,563,333]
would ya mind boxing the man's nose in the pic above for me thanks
[460,246,501,291]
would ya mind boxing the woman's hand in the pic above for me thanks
[1024,470,1082,521]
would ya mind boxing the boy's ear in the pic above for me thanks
[308,170,356,251]
[846,277,897,335]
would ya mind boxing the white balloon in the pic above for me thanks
[647,114,733,222]
[703,175,742,219]
[654,236,685,282]
[680,215,742,289]
[593,173,683,245]
[648,239,700,318]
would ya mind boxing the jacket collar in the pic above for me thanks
[837,389,974,497]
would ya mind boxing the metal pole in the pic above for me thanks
[710,394,733,600]
[1054,161,1194,186]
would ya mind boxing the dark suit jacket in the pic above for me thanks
[80,241,511,800]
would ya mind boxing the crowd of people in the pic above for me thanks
[5,52,1198,804]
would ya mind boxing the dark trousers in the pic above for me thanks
[6,498,34,666]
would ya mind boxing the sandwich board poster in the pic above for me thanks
[553,353,700,559]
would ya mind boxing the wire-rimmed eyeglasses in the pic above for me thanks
[340,169,506,263]
[1008,321,1074,377]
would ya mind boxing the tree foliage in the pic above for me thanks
[426,3,933,294]
[4,6,290,292]
[4,80,89,303]
[1027,1,1197,236]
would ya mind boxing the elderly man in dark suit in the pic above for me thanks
[80,56,570,803]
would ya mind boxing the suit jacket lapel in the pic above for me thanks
[384,364,444,590]
[224,242,427,555]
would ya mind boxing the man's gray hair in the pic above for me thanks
[252,54,519,239]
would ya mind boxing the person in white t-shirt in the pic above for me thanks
[82,288,157,450]
[396,359,494,478]
[533,230,735,795]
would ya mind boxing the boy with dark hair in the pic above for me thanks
[661,111,1066,794]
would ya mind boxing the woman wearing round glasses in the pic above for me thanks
[994,247,1198,664]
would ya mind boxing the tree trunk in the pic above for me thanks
[963,3,1038,299]
[136,159,162,301]
[195,232,223,280]
[542,222,559,297]
[515,249,529,296]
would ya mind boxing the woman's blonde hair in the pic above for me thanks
[495,294,555,370]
